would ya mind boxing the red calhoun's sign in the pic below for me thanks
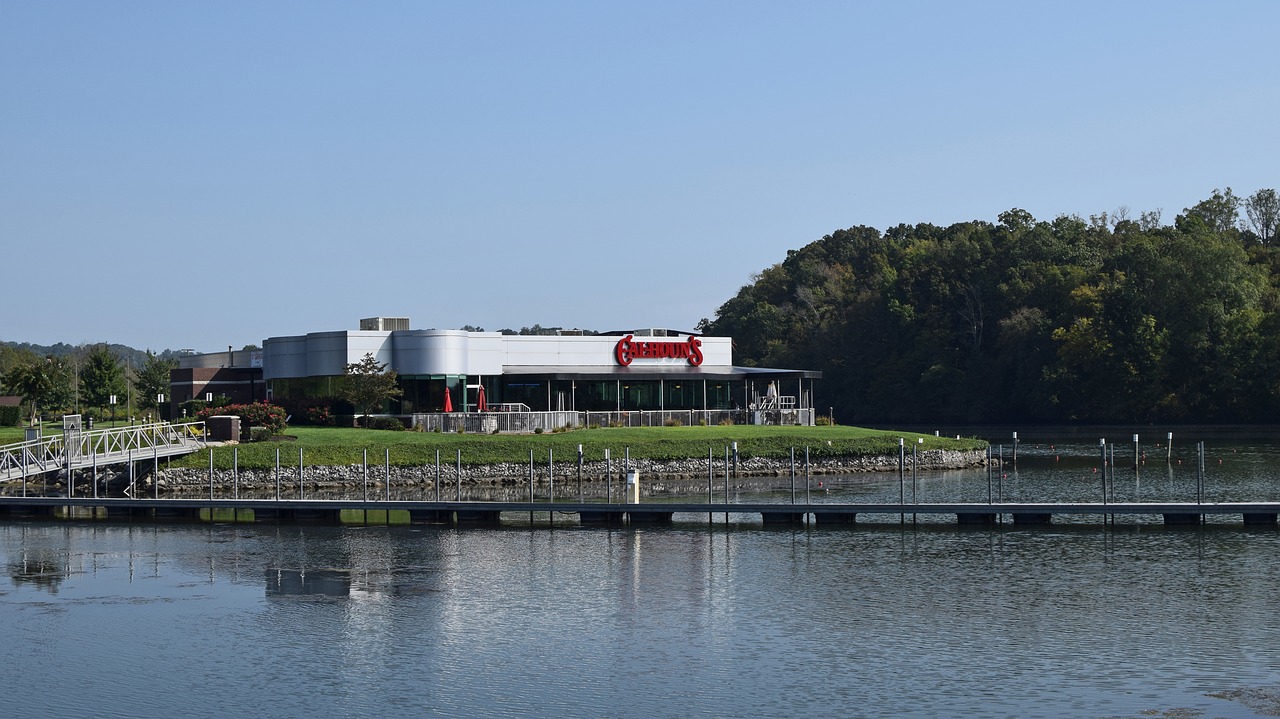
[615,335,704,366]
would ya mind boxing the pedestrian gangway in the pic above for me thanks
[0,421,207,482]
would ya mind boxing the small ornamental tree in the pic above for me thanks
[342,353,402,427]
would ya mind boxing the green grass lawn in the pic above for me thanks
[0,419,141,444]
[1,422,987,470]
[167,424,986,470]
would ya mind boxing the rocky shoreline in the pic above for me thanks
[156,449,987,492]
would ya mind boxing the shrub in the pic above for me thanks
[0,405,21,426]
[815,415,834,426]
[369,417,405,431]
[249,426,273,442]
[195,401,288,440]
[718,418,734,426]
[305,405,335,426]
[534,427,544,434]
[697,418,708,426]
[663,417,683,427]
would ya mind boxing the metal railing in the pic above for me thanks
[413,412,581,434]
[411,408,815,432]
[0,421,207,481]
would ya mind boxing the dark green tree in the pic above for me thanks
[1181,187,1241,235]
[79,345,127,414]
[134,351,178,415]
[341,353,403,426]
[1245,188,1280,246]
[3,356,73,423]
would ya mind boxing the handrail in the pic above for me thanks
[0,421,206,480]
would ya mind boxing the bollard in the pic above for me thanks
[790,447,796,504]
[1099,439,1107,505]
[625,468,640,504]
[707,447,714,519]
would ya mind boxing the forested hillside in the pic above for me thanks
[701,189,1280,424]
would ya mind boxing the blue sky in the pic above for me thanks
[4,1,1277,352]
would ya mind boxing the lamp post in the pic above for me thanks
[109,395,117,427]
[157,394,166,423]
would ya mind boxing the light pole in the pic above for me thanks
[157,394,165,423]
[109,395,117,426]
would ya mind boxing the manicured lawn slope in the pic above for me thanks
[167,425,986,470]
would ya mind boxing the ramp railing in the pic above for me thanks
[0,421,206,481]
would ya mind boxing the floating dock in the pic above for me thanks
[0,496,1275,528]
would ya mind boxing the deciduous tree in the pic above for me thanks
[80,345,127,414]
[3,356,73,423]
[134,351,177,414]
[341,353,403,427]
[1245,188,1280,246]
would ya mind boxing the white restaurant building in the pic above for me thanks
[255,318,821,427]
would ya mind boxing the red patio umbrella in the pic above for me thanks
[443,387,453,413]
[476,385,487,412]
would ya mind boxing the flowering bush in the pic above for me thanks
[305,405,334,426]
[195,401,288,439]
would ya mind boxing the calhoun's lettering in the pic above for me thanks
[615,335,704,366]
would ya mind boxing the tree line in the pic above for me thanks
[700,188,1280,425]
[0,344,176,424]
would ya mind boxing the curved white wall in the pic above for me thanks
[305,332,352,376]
[393,330,503,375]
[262,336,309,379]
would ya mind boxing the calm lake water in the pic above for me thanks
[5,429,1280,719]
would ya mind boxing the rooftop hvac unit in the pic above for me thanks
[360,317,410,331]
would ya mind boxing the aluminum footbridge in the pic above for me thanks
[0,422,207,482]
